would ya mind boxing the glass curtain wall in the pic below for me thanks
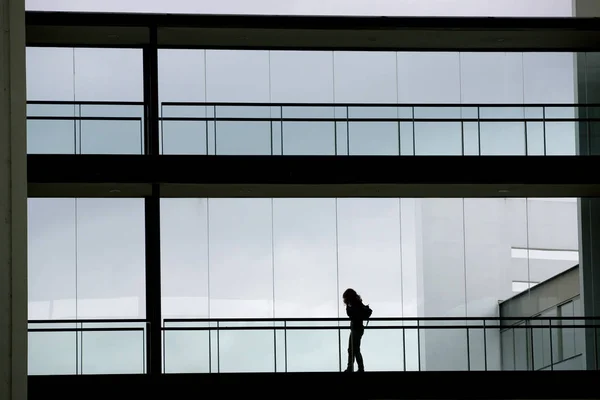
[160,197,580,373]
[158,50,581,157]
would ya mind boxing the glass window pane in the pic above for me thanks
[216,121,272,155]
[282,122,335,155]
[479,122,525,155]
[414,122,462,155]
[80,120,143,154]
[161,121,208,155]
[397,53,460,103]
[206,50,270,102]
[158,49,206,104]
[28,199,77,320]
[208,199,273,318]
[75,199,146,319]
[80,324,146,374]
[74,48,143,102]
[459,53,524,103]
[523,53,576,104]
[161,199,209,320]
[28,326,77,375]
[26,47,75,101]
[218,321,276,373]
[286,321,341,372]
[163,323,210,373]
[334,52,397,103]
[273,199,337,318]
[27,120,76,154]
[270,51,334,103]
[348,122,399,155]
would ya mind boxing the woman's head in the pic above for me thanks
[343,288,362,305]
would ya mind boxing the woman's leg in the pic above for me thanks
[354,329,365,372]
[346,331,355,372]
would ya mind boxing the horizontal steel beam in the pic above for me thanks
[27,371,600,399]
[27,155,600,198]
[25,11,600,51]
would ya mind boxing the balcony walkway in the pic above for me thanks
[28,370,600,400]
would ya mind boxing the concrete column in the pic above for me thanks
[0,0,28,398]
[574,0,600,371]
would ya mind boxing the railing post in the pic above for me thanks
[143,23,162,376]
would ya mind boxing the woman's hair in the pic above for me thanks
[343,288,362,305]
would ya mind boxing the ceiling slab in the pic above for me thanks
[25,11,600,51]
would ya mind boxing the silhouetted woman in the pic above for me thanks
[343,288,367,372]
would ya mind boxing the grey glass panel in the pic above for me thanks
[161,121,208,155]
[81,328,145,374]
[514,323,529,370]
[28,327,77,375]
[27,120,76,154]
[81,104,143,118]
[403,322,420,371]
[560,301,576,360]
[354,320,404,371]
[399,122,414,155]
[501,329,515,370]
[420,321,468,370]
[414,107,462,119]
[467,322,487,371]
[161,105,209,118]
[285,321,340,372]
[163,326,210,373]
[80,120,143,154]
[218,321,276,373]
[479,122,525,155]
[463,122,479,155]
[479,107,524,119]
[217,106,271,119]
[27,103,75,117]
[348,106,397,118]
[282,122,335,155]
[284,106,334,119]
[336,122,348,155]
[414,122,462,155]
[546,122,577,155]
[348,122,398,155]
[526,122,545,155]
[215,121,272,155]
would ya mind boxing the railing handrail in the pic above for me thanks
[27,100,144,106]
[162,316,600,323]
[159,101,600,108]
[28,318,149,324]
[25,100,600,108]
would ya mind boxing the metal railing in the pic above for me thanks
[26,101,600,156]
[27,316,599,375]
[26,101,145,155]
[28,318,149,375]
[162,316,596,373]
